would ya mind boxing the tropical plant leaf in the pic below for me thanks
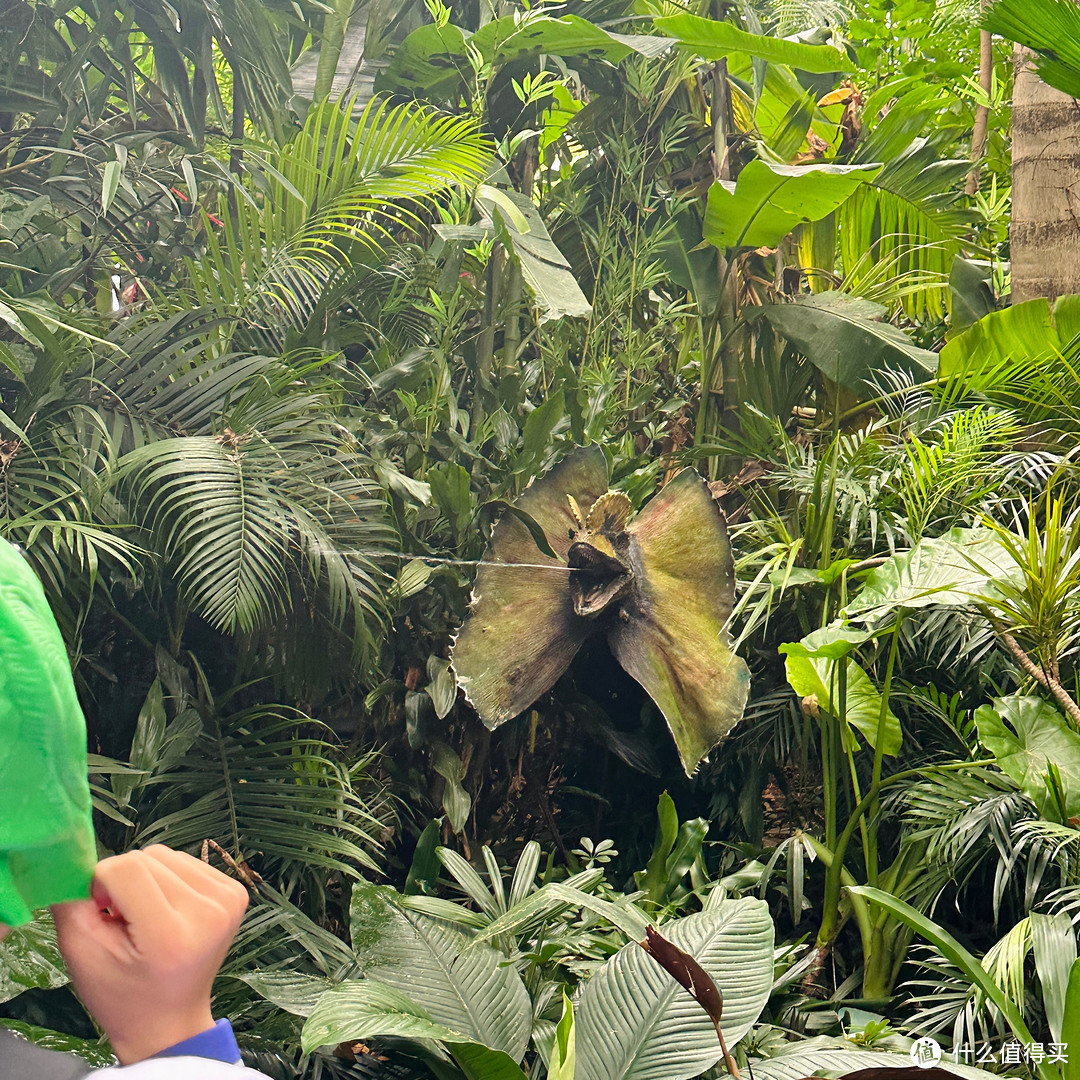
[1030,912,1077,1045]
[938,295,1080,379]
[984,0,1080,98]
[781,652,902,754]
[377,14,655,99]
[548,995,575,1080]
[975,695,1080,820]
[347,881,532,1059]
[0,911,68,1004]
[654,13,853,72]
[750,1038,1005,1080]
[303,978,452,1047]
[119,359,394,639]
[436,187,592,322]
[704,160,881,250]
[301,977,526,1078]
[847,887,1037,1049]
[841,137,972,321]
[132,704,388,883]
[0,1020,116,1069]
[234,970,336,1018]
[759,291,937,392]
[187,96,491,348]
[574,899,774,1080]
[845,528,1018,617]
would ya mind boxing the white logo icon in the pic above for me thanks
[910,1037,942,1069]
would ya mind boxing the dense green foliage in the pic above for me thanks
[7,1,1080,1078]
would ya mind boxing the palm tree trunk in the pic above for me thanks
[965,27,993,195]
[1011,45,1080,301]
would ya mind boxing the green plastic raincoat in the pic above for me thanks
[0,541,95,926]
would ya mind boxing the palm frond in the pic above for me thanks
[187,95,492,348]
[0,397,138,596]
[900,766,1034,915]
[120,363,396,638]
[842,138,972,322]
[131,702,392,887]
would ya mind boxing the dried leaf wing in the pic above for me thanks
[512,445,609,561]
[451,447,609,729]
[608,468,750,775]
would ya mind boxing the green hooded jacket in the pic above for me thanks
[0,542,95,926]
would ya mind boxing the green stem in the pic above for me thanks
[867,618,903,886]
[313,0,351,103]
[815,761,991,950]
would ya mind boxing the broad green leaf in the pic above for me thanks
[472,15,647,67]
[546,883,651,941]
[426,656,457,720]
[975,695,1080,820]
[303,981,530,1078]
[101,159,120,215]
[484,191,592,322]
[1030,912,1077,1044]
[379,14,654,98]
[436,846,501,919]
[663,819,709,896]
[179,157,199,205]
[429,462,473,541]
[303,978,470,1047]
[401,895,489,930]
[938,294,1080,378]
[845,528,1018,617]
[394,559,432,600]
[0,911,68,1004]
[375,22,471,99]
[348,881,531,1058]
[728,54,844,158]
[0,1021,115,1068]
[516,390,565,475]
[759,291,936,392]
[848,887,1037,1050]
[641,791,680,902]
[1063,958,1080,1080]
[235,970,334,1017]
[450,1042,530,1080]
[549,995,575,1080]
[655,13,853,72]
[431,741,471,833]
[477,184,531,233]
[114,678,166,808]
[436,190,593,322]
[539,83,584,154]
[783,654,902,755]
[778,624,873,660]
[657,211,722,317]
[575,899,774,1080]
[950,257,997,332]
[508,841,541,909]
[704,160,881,250]
[750,1038,1007,1080]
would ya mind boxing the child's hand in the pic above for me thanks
[52,845,250,1064]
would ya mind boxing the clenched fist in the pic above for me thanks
[52,846,250,1064]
